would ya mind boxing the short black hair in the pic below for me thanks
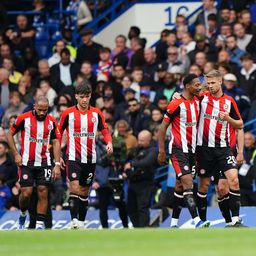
[75,80,92,94]
[183,74,198,87]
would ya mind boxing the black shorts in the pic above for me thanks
[170,148,196,179]
[196,146,237,178]
[66,160,96,186]
[19,165,52,187]
[213,148,238,184]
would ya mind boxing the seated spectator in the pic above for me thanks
[130,37,146,69]
[148,108,163,133]
[18,75,35,105]
[39,80,57,108]
[2,57,22,85]
[1,91,27,129]
[223,73,251,121]
[21,46,39,70]
[233,22,253,51]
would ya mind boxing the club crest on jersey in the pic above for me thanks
[48,124,53,130]
[184,165,189,171]
[91,117,96,123]
[71,173,77,178]
[23,174,28,180]
[223,104,229,110]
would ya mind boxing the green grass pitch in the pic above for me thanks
[1,229,256,256]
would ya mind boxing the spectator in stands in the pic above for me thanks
[2,57,22,85]
[39,80,57,108]
[65,0,92,31]
[1,91,27,129]
[165,46,190,74]
[80,61,97,90]
[18,75,35,105]
[226,35,246,68]
[155,29,172,63]
[93,47,112,81]
[121,73,132,90]
[128,26,141,41]
[180,31,196,54]
[77,0,93,31]
[48,40,74,68]
[76,28,102,65]
[237,54,256,102]
[194,51,208,70]
[206,13,218,45]
[189,64,203,77]
[240,9,256,35]
[123,98,150,136]
[142,48,158,86]
[195,0,217,27]
[124,130,157,227]
[217,49,238,74]
[223,73,251,121]
[21,45,39,70]
[130,37,146,69]
[23,87,44,112]
[130,67,143,99]
[238,132,256,206]
[203,61,216,75]
[109,63,125,104]
[0,43,24,72]
[154,63,168,91]
[111,34,132,69]
[215,23,232,49]
[148,108,163,133]
[233,22,253,51]
[0,68,17,110]
[50,48,79,93]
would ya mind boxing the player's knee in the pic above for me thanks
[217,185,229,197]
[37,186,48,200]
[228,176,239,189]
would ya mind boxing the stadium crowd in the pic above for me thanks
[0,0,256,228]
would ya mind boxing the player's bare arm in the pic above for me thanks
[52,138,61,180]
[7,129,22,166]
[157,120,169,165]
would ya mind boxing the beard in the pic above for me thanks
[35,111,47,121]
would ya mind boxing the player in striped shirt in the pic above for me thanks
[196,70,244,227]
[59,80,113,229]
[7,96,61,229]
[158,74,210,228]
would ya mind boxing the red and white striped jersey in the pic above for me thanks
[197,92,241,148]
[164,96,200,153]
[10,111,60,167]
[59,105,109,163]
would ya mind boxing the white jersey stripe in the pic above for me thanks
[46,120,53,166]
[22,118,31,165]
[190,103,197,153]
[208,100,219,147]
[80,114,88,163]
[168,124,174,154]
[197,95,208,146]
[68,112,76,161]
[91,112,98,163]
[34,120,44,166]
[220,99,231,147]
[180,102,188,153]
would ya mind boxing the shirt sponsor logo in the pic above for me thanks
[73,132,95,138]
[185,121,197,127]
[29,137,48,144]
[204,113,224,123]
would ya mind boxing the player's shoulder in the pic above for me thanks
[62,106,77,116]
[222,93,236,103]
[167,98,183,109]
[89,106,102,114]
[48,114,58,123]
[17,111,32,120]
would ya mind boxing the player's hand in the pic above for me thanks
[106,142,113,155]
[172,92,181,100]
[52,166,61,180]
[14,154,22,166]
[124,162,131,171]
[60,157,66,170]
[236,152,244,166]
[158,152,167,165]
[219,111,229,121]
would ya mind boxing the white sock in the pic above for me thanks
[170,218,178,227]
[193,216,201,225]
[36,221,44,229]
